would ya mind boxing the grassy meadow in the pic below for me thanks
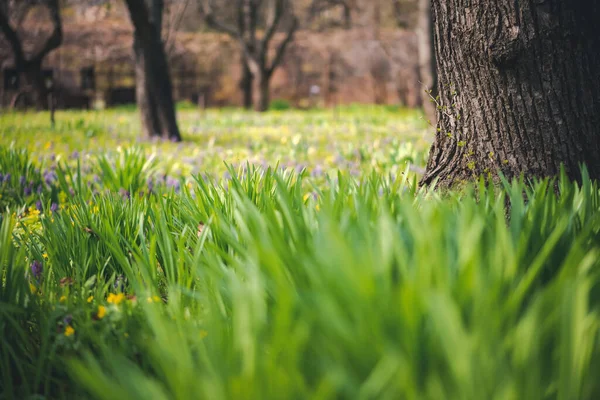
[1,106,600,399]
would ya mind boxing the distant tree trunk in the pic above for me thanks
[342,3,351,29]
[23,61,48,110]
[134,37,160,137]
[240,57,253,110]
[124,0,181,142]
[421,1,600,187]
[256,72,270,112]
[416,0,436,123]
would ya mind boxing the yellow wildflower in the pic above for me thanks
[146,295,161,303]
[29,283,37,294]
[107,293,125,305]
[59,295,67,303]
[58,191,67,204]
[42,253,48,259]
[96,305,106,319]
[87,295,94,303]
[64,326,75,337]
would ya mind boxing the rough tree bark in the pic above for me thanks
[416,0,436,123]
[124,0,181,141]
[0,0,62,110]
[203,0,298,112]
[421,1,600,187]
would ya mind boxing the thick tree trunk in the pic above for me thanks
[23,62,48,110]
[125,0,181,142]
[416,0,436,123]
[256,73,270,112]
[421,1,600,187]
[134,37,160,138]
[240,58,253,110]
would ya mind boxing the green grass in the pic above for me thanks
[0,107,600,399]
[0,106,429,180]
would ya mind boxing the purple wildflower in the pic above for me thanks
[44,170,56,186]
[118,188,130,200]
[3,173,11,183]
[50,203,59,212]
[63,314,73,326]
[19,175,26,186]
[36,200,43,211]
[24,185,32,196]
[311,165,324,177]
[37,185,43,194]
[31,260,43,281]
[166,176,180,191]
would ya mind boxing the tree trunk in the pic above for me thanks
[256,72,270,112]
[240,57,253,110]
[342,4,351,29]
[134,37,161,139]
[421,1,600,187]
[416,0,436,123]
[23,62,48,110]
[125,0,182,142]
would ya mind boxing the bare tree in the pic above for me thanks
[202,0,298,112]
[0,0,63,109]
[123,0,181,141]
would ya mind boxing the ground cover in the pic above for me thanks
[1,107,599,399]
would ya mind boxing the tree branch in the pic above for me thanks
[260,0,284,55]
[32,0,63,65]
[0,2,26,68]
[201,0,240,38]
[201,0,260,73]
[267,15,298,76]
